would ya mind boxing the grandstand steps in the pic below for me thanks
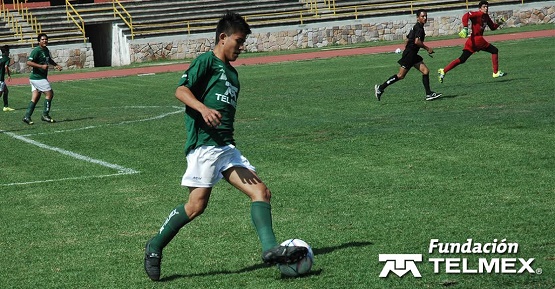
[26,0,309,40]
[10,0,534,48]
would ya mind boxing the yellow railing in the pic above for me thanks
[65,0,86,43]
[113,0,133,40]
[319,0,529,20]
[133,9,315,36]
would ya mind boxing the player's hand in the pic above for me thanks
[458,27,469,38]
[201,108,222,128]
[496,16,506,26]
[55,65,62,71]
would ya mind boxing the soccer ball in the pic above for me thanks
[395,48,402,54]
[278,238,314,277]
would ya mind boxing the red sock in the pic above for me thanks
[444,58,461,73]
[492,54,499,73]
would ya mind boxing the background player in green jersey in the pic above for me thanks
[0,45,14,112]
[23,33,62,125]
[143,12,307,281]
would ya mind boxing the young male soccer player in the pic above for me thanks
[438,1,506,83]
[23,33,62,125]
[143,12,308,281]
[0,45,14,112]
[374,9,442,101]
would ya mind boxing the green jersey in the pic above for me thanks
[28,46,52,80]
[0,54,9,82]
[178,51,240,154]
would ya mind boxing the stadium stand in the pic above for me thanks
[0,0,543,48]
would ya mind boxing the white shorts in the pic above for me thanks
[181,144,256,188]
[30,79,52,92]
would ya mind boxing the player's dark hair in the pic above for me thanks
[478,1,489,8]
[1,45,9,54]
[37,33,48,42]
[415,9,426,17]
[215,11,251,44]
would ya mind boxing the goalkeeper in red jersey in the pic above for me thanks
[438,1,506,83]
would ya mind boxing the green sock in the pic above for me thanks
[251,201,278,251]
[25,101,36,118]
[149,204,190,253]
[43,99,52,116]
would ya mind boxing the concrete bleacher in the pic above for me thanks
[22,0,309,41]
[3,0,541,48]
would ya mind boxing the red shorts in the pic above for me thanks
[464,36,490,53]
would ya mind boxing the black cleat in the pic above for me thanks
[144,239,162,281]
[374,84,383,101]
[262,245,308,265]
[425,92,442,101]
[23,117,34,125]
[41,115,55,123]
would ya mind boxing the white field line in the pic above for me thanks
[21,106,185,137]
[1,131,139,186]
[0,106,184,186]
[0,172,137,187]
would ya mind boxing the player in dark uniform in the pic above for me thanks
[0,45,14,112]
[375,9,442,101]
[143,12,307,282]
[438,1,506,83]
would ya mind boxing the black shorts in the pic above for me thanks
[397,50,423,70]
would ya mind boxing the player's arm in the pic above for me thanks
[26,58,46,70]
[4,64,10,81]
[48,57,62,71]
[415,37,433,54]
[175,85,221,128]
[459,12,471,38]
[485,14,500,31]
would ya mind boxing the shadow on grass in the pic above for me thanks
[55,116,95,123]
[160,241,373,281]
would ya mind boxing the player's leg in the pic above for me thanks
[223,166,308,265]
[23,87,42,125]
[444,50,473,74]
[416,62,441,100]
[145,145,219,281]
[41,88,55,122]
[375,66,409,100]
[224,166,276,249]
[1,82,13,111]
[144,187,211,281]
[484,44,505,77]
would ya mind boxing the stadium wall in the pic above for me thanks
[126,3,554,63]
[7,2,555,73]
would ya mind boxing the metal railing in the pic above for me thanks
[65,0,86,43]
[317,0,529,21]
[0,0,537,45]
[113,0,133,40]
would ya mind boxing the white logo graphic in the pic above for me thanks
[378,239,540,278]
[379,254,422,278]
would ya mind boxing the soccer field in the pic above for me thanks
[0,36,554,288]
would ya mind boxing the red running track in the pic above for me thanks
[10,29,555,86]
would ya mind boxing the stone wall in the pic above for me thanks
[10,43,94,74]
[127,4,555,63]
[8,3,555,72]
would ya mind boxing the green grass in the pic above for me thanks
[0,35,554,289]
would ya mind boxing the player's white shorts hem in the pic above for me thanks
[181,144,256,188]
[30,79,52,92]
